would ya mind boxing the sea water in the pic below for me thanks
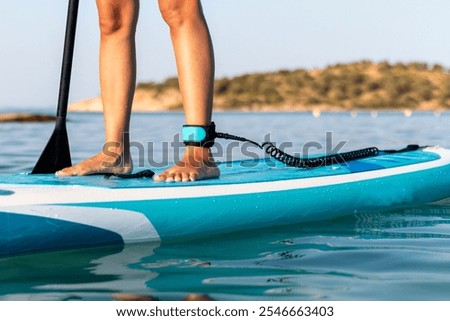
[0,111,450,300]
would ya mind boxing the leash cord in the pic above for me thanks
[216,132,419,168]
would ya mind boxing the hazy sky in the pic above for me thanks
[1,0,449,108]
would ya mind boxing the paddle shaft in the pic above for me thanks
[57,0,79,118]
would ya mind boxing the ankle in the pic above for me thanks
[102,141,130,157]
[184,146,215,164]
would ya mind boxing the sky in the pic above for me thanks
[1,0,450,108]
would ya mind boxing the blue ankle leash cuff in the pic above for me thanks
[182,122,216,148]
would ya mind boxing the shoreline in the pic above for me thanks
[68,98,449,114]
[67,95,449,114]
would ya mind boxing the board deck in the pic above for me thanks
[1,147,450,257]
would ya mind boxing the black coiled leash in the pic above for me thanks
[262,143,380,168]
[215,130,420,169]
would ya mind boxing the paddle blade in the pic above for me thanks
[32,117,71,174]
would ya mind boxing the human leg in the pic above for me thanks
[154,0,219,182]
[57,0,139,176]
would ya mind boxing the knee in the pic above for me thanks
[97,3,137,37]
[159,0,199,29]
[98,15,123,37]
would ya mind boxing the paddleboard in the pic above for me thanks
[1,146,450,257]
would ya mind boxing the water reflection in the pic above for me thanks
[0,243,159,300]
[2,201,450,300]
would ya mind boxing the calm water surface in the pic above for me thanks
[0,111,449,300]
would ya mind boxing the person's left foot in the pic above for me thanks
[153,146,220,182]
[55,149,132,177]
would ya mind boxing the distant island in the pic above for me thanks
[69,61,450,112]
[0,113,56,123]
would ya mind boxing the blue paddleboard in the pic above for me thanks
[1,146,450,257]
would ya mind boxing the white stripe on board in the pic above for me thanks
[1,147,449,207]
[0,205,160,243]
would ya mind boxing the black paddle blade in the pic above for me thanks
[32,117,71,174]
[31,0,78,174]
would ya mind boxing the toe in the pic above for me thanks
[153,174,166,182]
[182,173,190,182]
[189,172,199,181]
[174,173,182,182]
[55,168,76,177]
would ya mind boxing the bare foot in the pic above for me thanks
[55,150,132,177]
[154,146,220,182]
[111,293,158,301]
[182,294,215,301]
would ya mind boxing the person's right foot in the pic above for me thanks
[153,146,220,182]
